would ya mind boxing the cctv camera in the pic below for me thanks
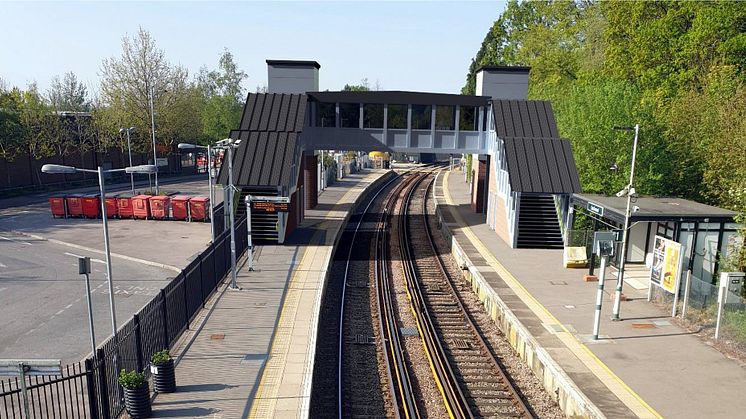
[616,189,626,198]
[633,205,640,212]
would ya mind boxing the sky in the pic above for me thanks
[0,1,506,98]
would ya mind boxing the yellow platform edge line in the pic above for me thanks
[249,180,371,418]
[442,171,661,419]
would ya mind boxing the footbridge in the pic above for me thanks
[216,60,581,246]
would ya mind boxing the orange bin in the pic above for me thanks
[66,195,84,217]
[81,195,100,219]
[171,195,190,221]
[149,196,170,220]
[49,197,67,218]
[132,195,152,219]
[117,195,134,219]
[189,196,210,221]
[104,196,118,218]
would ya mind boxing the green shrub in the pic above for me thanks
[117,370,147,390]
[151,350,171,366]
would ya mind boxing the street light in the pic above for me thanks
[119,127,136,194]
[148,85,167,194]
[41,163,156,338]
[610,124,639,321]
[212,138,241,290]
[178,142,216,241]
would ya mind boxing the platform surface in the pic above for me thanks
[438,170,746,418]
[150,170,389,418]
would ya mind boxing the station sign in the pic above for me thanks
[587,201,604,217]
[251,200,289,213]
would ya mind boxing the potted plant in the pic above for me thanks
[118,369,151,418]
[150,350,176,393]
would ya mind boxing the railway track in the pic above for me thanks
[397,173,533,418]
[325,165,536,418]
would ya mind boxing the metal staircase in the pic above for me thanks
[238,187,280,243]
[516,194,564,249]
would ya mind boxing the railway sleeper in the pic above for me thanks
[457,373,503,383]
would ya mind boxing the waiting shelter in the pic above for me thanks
[569,193,741,285]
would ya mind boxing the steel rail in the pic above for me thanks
[375,174,421,419]
[337,173,400,418]
[422,175,534,418]
[399,173,471,418]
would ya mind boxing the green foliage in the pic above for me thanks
[150,349,171,365]
[117,369,147,390]
[343,79,370,92]
[0,30,250,164]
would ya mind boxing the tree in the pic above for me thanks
[47,72,90,112]
[343,79,370,91]
[100,27,196,153]
[0,87,24,159]
[196,49,248,142]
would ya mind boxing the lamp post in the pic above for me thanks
[41,163,156,338]
[119,127,136,194]
[148,85,160,194]
[212,138,241,290]
[611,124,639,321]
[178,143,215,241]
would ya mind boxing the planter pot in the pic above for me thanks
[151,359,176,393]
[123,383,151,418]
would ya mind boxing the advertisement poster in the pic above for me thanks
[649,235,683,294]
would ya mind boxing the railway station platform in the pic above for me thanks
[436,169,746,418]
[150,169,392,418]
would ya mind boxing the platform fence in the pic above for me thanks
[650,271,746,354]
[0,216,248,418]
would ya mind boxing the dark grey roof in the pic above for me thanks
[238,93,306,132]
[217,93,306,187]
[266,60,321,69]
[503,137,581,194]
[492,100,559,139]
[572,194,737,223]
[226,131,298,187]
[307,91,491,107]
[477,65,531,73]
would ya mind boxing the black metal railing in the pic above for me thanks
[0,216,248,418]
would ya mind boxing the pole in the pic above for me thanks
[682,270,692,318]
[612,123,639,321]
[227,145,238,289]
[125,129,134,194]
[84,272,97,357]
[207,144,215,242]
[592,255,608,340]
[715,284,725,340]
[98,167,118,336]
[149,85,159,194]
[19,363,30,419]
[246,195,254,271]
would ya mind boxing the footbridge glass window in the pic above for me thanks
[363,104,384,128]
[339,103,360,128]
[459,106,478,131]
[435,105,456,130]
[411,105,432,130]
[388,104,407,129]
[316,102,336,127]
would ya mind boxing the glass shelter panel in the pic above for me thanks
[436,105,455,130]
[339,103,360,128]
[364,104,384,128]
[411,105,432,130]
[388,104,407,129]
[316,102,336,127]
